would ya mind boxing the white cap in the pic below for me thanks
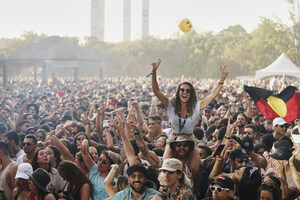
[15,163,33,179]
[272,117,287,127]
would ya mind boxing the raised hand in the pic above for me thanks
[220,65,228,82]
[151,58,161,73]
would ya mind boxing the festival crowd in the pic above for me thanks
[0,59,299,200]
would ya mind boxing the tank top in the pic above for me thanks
[167,99,201,134]
[0,161,18,200]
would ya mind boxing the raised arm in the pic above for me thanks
[112,115,139,166]
[201,65,228,109]
[151,59,168,107]
[104,164,119,199]
[50,135,74,161]
[80,139,96,171]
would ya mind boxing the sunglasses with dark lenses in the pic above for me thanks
[98,158,109,164]
[277,124,289,129]
[238,158,249,164]
[210,186,230,193]
[23,142,33,147]
[179,88,191,93]
[176,142,188,148]
[244,131,253,135]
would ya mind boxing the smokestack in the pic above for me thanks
[123,0,131,41]
[142,0,149,38]
[91,0,105,41]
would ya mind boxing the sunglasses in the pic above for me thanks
[244,131,253,135]
[179,88,191,93]
[98,157,109,164]
[277,124,289,129]
[23,142,33,147]
[238,158,249,164]
[210,186,230,193]
[261,182,276,191]
[176,142,188,148]
[162,123,168,126]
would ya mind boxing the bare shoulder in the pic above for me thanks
[44,194,56,200]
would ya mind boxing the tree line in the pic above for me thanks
[0,17,299,79]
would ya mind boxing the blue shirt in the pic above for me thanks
[89,164,109,200]
[112,187,162,200]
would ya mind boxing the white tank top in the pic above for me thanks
[167,99,201,134]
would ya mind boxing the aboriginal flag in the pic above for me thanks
[244,86,300,123]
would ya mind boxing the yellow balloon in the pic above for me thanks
[178,18,192,33]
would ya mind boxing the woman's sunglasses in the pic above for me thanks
[210,186,230,193]
[98,157,109,164]
[179,88,191,93]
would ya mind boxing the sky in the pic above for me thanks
[0,0,292,43]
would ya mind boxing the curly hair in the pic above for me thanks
[236,167,262,200]
[172,82,197,116]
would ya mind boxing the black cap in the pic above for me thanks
[212,176,234,190]
[241,136,254,152]
[230,148,248,160]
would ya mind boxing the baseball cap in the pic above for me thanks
[159,158,183,172]
[15,163,33,179]
[272,117,288,127]
[230,148,249,160]
[241,137,254,152]
[212,176,234,190]
[269,140,293,161]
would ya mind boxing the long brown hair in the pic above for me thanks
[172,82,197,116]
[57,160,91,193]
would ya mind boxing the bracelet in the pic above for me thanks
[218,81,224,85]
[224,136,231,139]
[132,130,140,135]
[146,72,156,77]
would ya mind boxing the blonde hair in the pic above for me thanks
[158,170,191,187]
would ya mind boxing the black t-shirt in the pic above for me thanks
[262,134,293,151]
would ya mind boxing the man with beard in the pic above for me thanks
[113,164,162,200]
[168,135,197,189]
[16,134,37,164]
[262,117,293,151]
[234,113,247,137]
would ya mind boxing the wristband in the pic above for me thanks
[132,130,140,135]
[224,136,231,139]
[218,81,224,85]
[146,72,156,77]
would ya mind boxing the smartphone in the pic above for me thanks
[213,144,225,157]
[103,120,110,128]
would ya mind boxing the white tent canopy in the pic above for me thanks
[255,53,300,80]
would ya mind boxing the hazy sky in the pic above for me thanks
[0,0,291,42]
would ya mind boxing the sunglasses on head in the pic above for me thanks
[176,142,188,148]
[238,158,249,164]
[261,182,277,191]
[277,124,289,129]
[179,88,191,93]
[23,142,33,147]
[210,186,230,193]
[98,157,109,164]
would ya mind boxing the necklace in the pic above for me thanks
[178,111,189,133]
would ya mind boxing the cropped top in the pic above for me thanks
[167,98,201,134]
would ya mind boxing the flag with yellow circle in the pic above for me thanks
[244,86,300,123]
